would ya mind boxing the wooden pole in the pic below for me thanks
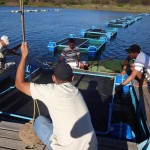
[20,0,25,42]
[20,0,32,80]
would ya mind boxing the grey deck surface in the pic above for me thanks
[0,120,138,150]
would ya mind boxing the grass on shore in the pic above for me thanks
[2,2,150,13]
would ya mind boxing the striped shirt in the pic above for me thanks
[61,46,80,63]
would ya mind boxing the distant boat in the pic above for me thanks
[11,9,49,13]
[80,26,118,40]
[54,8,62,12]
[106,20,128,28]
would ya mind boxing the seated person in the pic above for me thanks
[115,44,150,93]
[0,35,10,69]
[0,35,21,70]
[58,38,89,69]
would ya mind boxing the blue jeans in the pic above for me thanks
[34,115,53,150]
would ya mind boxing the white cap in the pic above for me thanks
[1,35,10,45]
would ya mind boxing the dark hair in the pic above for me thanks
[125,44,141,54]
[54,63,73,82]
[69,38,75,44]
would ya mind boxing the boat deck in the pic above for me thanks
[0,70,140,150]
[0,120,138,150]
[132,80,150,136]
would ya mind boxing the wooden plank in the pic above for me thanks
[0,147,13,150]
[0,128,19,139]
[97,136,138,150]
[0,121,23,131]
[0,137,27,149]
[0,121,138,150]
[132,80,150,131]
[0,121,46,150]
[0,136,46,150]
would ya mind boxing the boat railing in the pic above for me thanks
[0,85,16,95]
[0,65,40,95]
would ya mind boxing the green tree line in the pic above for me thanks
[0,0,150,5]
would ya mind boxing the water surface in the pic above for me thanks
[0,6,150,63]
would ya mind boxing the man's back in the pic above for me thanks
[30,82,97,150]
[134,51,150,73]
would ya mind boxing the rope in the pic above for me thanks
[32,99,40,125]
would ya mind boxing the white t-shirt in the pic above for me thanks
[134,51,150,74]
[30,82,97,150]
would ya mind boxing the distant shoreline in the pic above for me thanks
[1,3,150,13]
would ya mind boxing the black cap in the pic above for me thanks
[54,63,73,81]
[125,44,141,53]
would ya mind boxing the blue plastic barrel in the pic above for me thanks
[106,32,112,39]
[115,74,123,84]
[113,28,118,32]
[25,65,38,80]
[115,74,130,95]
[47,42,56,53]
[110,123,136,142]
[69,34,75,38]
[99,36,107,42]
[91,26,96,29]
[88,46,97,58]
[80,29,86,38]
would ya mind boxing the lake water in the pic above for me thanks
[0,6,150,64]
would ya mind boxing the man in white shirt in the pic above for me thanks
[116,44,150,93]
[16,42,98,150]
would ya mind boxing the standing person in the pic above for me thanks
[115,44,150,93]
[0,35,10,69]
[59,38,89,69]
[16,42,98,150]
